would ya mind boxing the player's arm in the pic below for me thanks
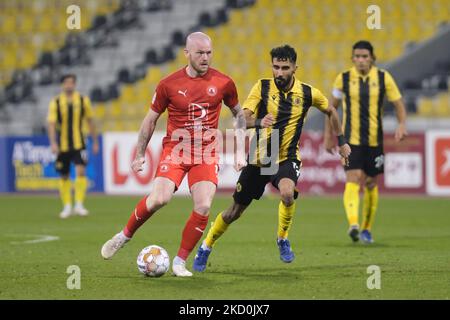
[385,71,408,143]
[392,98,408,142]
[47,99,58,154]
[83,97,99,154]
[132,109,161,172]
[323,95,342,153]
[47,122,58,154]
[244,109,274,129]
[229,103,246,131]
[241,80,274,128]
[323,107,351,165]
[314,87,351,164]
[87,118,98,154]
[324,73,344,154]
[229,104,247,171]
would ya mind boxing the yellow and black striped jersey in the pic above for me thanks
[47,91,93,152]
[333,66,402,147]
[243,77,329,165]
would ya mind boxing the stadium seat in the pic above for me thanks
[0,0,121,91]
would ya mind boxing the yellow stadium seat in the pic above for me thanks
[417,97,434,116]
[0,0,120,86]
[16,50,36,69]
[94,103,107,120]
[121,84,139,105]
[435,93,450,116]
[109,100,122,118]
[1,16,16,34]
[35,15,53,33]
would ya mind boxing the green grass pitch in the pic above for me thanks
[0,194,449,299]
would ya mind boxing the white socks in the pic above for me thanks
[200,241,211,251]
[173,256,186,265]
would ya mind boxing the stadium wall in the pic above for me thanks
[1,130,449,196]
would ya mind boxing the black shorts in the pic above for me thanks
[233,159,301,206]
[345,144,384,177]
[55,149,88,175]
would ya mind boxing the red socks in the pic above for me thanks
[177,211,209,260]
[123,200,208,262]
[123,196,153,238]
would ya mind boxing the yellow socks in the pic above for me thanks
[343,182,360,227]
[362,186,378,231]
[204,212,229,248]
[59,178,72,206]
[278,201,296,239]
[74,176,88,204]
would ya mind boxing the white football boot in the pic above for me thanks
[74,202,89,216]
[101,232,130,259]
[59,204,72,219]
[172,256,193,277]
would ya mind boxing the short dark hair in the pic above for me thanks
[60,74,77,83]
[352,40,375,57]
[270,45,297,63]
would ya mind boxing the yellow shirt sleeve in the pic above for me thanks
[242,80,262,114]
[385,71,402,102]
[312,87,329,112]
[47,98,57,123]
[83,96,94,119]
[333,73,343,91]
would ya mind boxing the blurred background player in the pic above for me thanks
[324,40,408,244]
[192,45,351,272]
[100,32,247,277]
[47,74,99,219]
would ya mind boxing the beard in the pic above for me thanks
[191,59,209,75]
[274,75,292,90]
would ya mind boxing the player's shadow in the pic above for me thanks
[209,261,370,278]
[325,241,401,248]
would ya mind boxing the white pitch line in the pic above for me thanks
[8,234,60,245]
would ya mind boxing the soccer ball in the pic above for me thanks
[137,245,170,277]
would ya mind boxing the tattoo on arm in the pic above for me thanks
[136,114,156,158]
[231,104,247,130]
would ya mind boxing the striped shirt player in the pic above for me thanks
[325,40,407,244]
[47,74,98,219]
[193,45,350,271]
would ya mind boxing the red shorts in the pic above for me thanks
[155,148,219,190]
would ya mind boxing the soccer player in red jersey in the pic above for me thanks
[101,32,247,276]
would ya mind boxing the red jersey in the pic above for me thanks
[151,67,239,150]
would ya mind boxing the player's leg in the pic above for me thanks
[276,178,296,262]
[361,146,384,243]
[343,145,364,242]
[271,160,301,263]
[361,175,378,244]
[193,164,266,272]
[125,177,177,237]
[172,180,216,276]
[101,147,186,260]
[193,200,248,272]
[73,153,89,216]
[101,176,178,260]
[344,169,364,241]
[55,152,72,219]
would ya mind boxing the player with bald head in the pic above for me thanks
[101,32,247,277]
[184,32,212,76]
